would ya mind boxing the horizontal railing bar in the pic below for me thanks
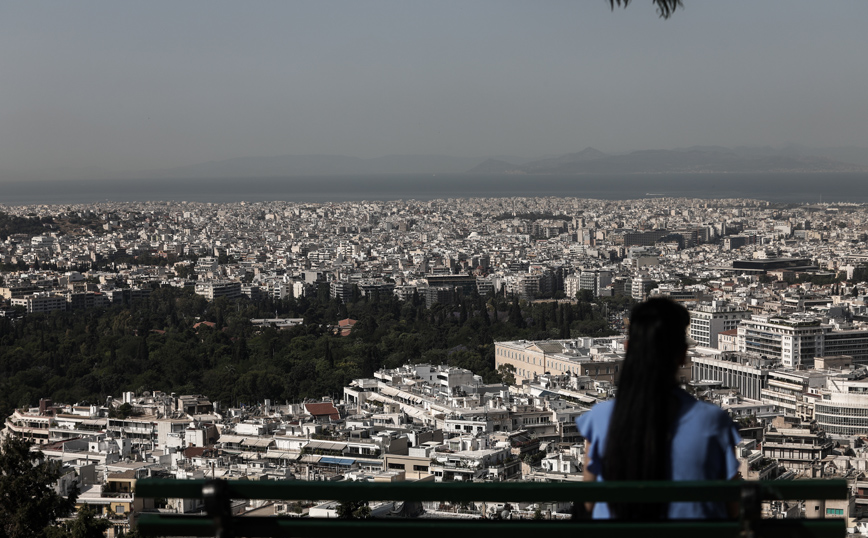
[134,514,845,538]
[135,478,847,503]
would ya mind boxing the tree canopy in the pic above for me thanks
[0,436,76,538]
[0,284,622,417]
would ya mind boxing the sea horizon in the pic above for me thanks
[2,172,867,206]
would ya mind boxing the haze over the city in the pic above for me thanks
[2,1,867,178]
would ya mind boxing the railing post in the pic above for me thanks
[203,479,233,538]
[739,482,761,538]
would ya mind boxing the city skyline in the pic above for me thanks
[3,193,868,528]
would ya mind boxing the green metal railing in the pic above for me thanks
[135,478,847,537]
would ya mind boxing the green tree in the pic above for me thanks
[496,363,516,385]
[109,402,134,419]
[0,436,77,538]
[336,500,371,519]
[46,506,110,538]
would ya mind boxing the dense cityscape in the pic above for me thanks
[4,0,868,535]
[4,195,868,534]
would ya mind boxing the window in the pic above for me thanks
[388,462,405,470]
[413,465,429,472]
[826,508,844,516]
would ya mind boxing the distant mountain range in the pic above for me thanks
[3,145,866,181]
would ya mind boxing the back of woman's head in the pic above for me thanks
[624,298,690,385]
[601,297,690,519]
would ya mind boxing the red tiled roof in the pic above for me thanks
[183,446,214,458]
[304,402,340,420]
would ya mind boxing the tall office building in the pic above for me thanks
[689,301,751,349]
[738,315,868,368]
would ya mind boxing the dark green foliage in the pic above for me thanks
[0,285,617,416]
[851,265,868,284]
[796,272,844,286]
[497,363,516,385]
[109,402,134,419]
[45,506,110,538]
[0,212,57,238]
[336,500,371,519]
[0,436,76,538]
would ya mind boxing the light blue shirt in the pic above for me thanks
[576,388,741,519]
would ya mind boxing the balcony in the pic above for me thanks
[135,478,846,537]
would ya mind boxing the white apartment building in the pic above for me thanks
[406,364,478,395]
[631,275,656,301]
[691,354,773,400]
[505,274,541,301]
[689,301,751,349]
[195,256,219,275]
[815,376,868,437]
[194,280,242,301]
[566,268,613,298]
[738,315,868,368]
[759,369,826,420]
[11,292,67,314]
[564,274,581,300]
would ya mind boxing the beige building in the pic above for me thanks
[495,338,625,384]
[383,453,435,481]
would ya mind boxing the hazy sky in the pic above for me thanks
[2,1,867,172]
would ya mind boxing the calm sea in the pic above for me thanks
[1,173,867,206]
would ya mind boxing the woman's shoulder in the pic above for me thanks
[675,388,738,428]
[587,399,616,416]
[575,400,615,439]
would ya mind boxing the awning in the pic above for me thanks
[386,387,424,404]
[319,457,355,466]
[265,449,300,461]
[78,419,106,427]
[351,457,383,466]
[379,386,402,397]
[242,438,274,448]
[366,392,432,423]
[304,440,347,451]
[404,407,431,422]
[217,434,247,444]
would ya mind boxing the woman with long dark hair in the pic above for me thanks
[576,297,740,519]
